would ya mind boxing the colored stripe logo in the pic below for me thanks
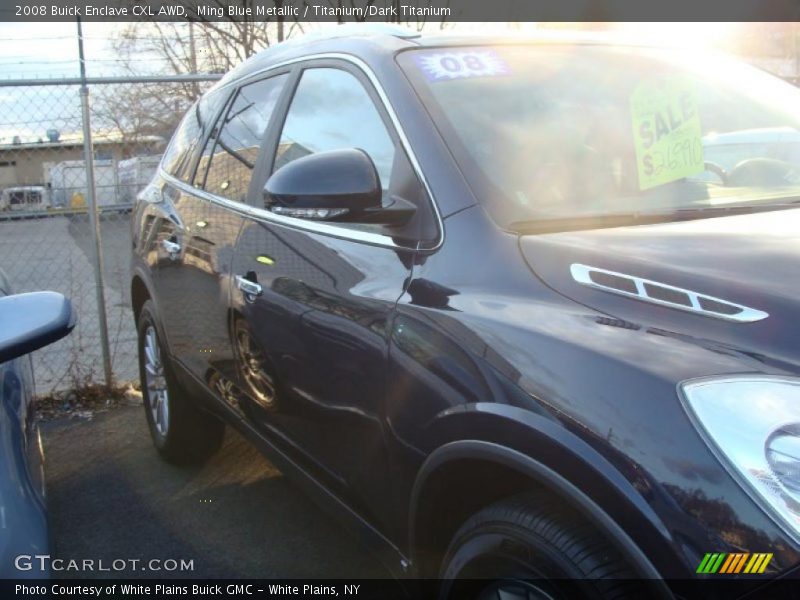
[697,553,773,574]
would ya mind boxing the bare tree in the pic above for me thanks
[114,0,309,74]
[95,2,305,145]
[93,80,201,152]
[94,1,450,145]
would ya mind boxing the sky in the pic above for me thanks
[0,22,121,143]
[0,22,127,79]
[0,21,510,143]
[0,21,579,80]
[0,21,395,79]
[0,22,788,145]
[0,22,757,80]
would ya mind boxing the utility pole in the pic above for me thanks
[189,21,200,96]
[276,0,285,42]
[77,17,113,388]
[188,21,198,71]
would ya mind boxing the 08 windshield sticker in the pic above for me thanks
[630,77,705,190]
[414,50,510,82]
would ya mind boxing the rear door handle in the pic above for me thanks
[235,275,263,299]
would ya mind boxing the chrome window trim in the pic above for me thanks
[570,263,769,323]
[160,52,444,252]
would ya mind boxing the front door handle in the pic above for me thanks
[235,274,263,300]
[160,237,181,260]
[161,238,181,254]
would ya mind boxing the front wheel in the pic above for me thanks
[439,492,645,600]
[137,300,224,465]
[233,317,278,410]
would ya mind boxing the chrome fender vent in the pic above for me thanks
[570,264,768,323]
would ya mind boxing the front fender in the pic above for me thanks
[411,403,691,581]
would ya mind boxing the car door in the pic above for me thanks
[151,89,230,371]
[168,72,292,393]
[230,62,438,524]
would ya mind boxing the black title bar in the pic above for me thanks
[1,0,800,22]
[6,578,800,599]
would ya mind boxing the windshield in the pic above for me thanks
[398,44,800,229]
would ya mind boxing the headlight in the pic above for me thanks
[680,376,800,540]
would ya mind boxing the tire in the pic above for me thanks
[439,492,645,600]
[137,300,224,465]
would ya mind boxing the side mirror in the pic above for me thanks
[265,148,415,226]
[0,292,76,364]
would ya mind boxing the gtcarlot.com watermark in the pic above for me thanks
[14,554,195,573]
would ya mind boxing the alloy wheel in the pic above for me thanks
[143,325,169,437]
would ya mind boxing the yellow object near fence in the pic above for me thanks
[70,192,87,209]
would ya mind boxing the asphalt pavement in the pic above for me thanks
[0,212,138,392]
[41,405,393,580]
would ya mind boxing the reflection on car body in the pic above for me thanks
[131,28,800,597]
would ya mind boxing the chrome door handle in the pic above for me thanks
[161,239,181,254]
[235,275,263,299]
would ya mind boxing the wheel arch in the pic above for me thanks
[409,438,673,594]
[130,268,154,324]
[130,268,171,358]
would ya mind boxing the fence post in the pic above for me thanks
[77,19,113,388]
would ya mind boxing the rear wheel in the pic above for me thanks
[439,492,644,600]
[137,300,224,464]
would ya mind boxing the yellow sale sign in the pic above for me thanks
[630,77,705,190]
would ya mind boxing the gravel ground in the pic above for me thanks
[40,405,394,580]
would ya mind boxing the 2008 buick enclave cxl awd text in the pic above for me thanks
[130,28,800,598]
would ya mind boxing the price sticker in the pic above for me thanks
[631,77,705,190]
[414,50,510,82]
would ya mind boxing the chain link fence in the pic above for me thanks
[0,76,220,393]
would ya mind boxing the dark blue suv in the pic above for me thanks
[131,30,800,597]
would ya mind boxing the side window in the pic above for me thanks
[274,68,396,192]
[161,90,228,182]
[196,74,289,202]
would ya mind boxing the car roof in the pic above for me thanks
[216,30,415,87]
[413,30,661,48]
[215,28,662,87]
